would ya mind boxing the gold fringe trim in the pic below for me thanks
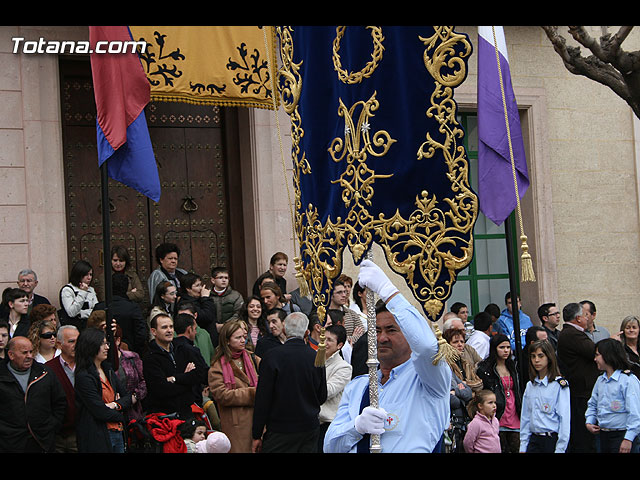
[294,256,310,297]
[314,325,327,367]
[431,323,460,366]
[149,93,278,110]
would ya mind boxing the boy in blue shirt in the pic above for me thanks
[495,291,532,352]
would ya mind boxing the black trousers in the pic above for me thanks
[499,430,520,453]
[317,422,330,453]
[526,432,558,453]
[568,395,595,453]
[596,430,640,453]
[261,427,320,453]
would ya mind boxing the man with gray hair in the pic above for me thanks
[46,325,79,452]
[17,269,51,313]
[283,311,309,340]
[557,302,599,453]
[252,311,327,453]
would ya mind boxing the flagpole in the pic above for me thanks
[504,214,525,389]
[100,162,117,369]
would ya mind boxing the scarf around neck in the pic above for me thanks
[220,349,258,389]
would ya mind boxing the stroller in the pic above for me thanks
[127,404,216,453]
[127,412,186,453]
[445,411,469,453]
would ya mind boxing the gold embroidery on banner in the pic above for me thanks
[374,27,475,319]
[420,26,472,87]
[329,92,396,262]
[333,26,385,85]
[278,26,476,321]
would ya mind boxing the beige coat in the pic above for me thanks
[208,354,260,453]
[319,351,352,423]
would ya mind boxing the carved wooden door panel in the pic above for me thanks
[59,58,243,303]
[60,60,151,293]
[146,102,229,286]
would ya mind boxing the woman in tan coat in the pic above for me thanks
[208,319,260,453]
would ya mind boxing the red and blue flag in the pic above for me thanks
[89,26,160,202]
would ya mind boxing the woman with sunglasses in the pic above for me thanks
[27,317,60,363]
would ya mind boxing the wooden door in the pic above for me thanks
[146,103,230,285]
[59,58,247,304]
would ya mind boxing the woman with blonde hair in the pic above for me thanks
[208,319,260,453]
[27,304,61,362]
[27,318,60,363]
[616,315,640,364]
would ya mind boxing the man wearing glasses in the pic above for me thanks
[538,302,561,351]
[17,269,51,313]
[328,279,364,346]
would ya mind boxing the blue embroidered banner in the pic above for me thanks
[278,26,478,321]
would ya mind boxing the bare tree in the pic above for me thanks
[542,26,640,119]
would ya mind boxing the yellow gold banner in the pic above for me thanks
[129,26,278,109]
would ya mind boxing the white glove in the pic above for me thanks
[358,259,398,302]
[354,406,388,435]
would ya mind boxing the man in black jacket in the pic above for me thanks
[142,313,204,420]
[173,313,209,410]
[252,311,327,453]
[557,302,599,453]
[254,308,287,358]
[0,336,67,452]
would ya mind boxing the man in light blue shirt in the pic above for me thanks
[495,291,532,352]
[323,260,451,453]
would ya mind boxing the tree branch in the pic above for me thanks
[612,26,633,50]
[568,26,608,62]
[541,26,640,118]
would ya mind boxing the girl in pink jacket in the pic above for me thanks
[463,389,502,453]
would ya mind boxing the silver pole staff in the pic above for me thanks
[364,249,381,453]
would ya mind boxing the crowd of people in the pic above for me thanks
[443,296,640,454]
[1,243,639,454]
[0,245,356,453]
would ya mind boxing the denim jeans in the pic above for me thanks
[109,430,125,453]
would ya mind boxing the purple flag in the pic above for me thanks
[477,26,529,226]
